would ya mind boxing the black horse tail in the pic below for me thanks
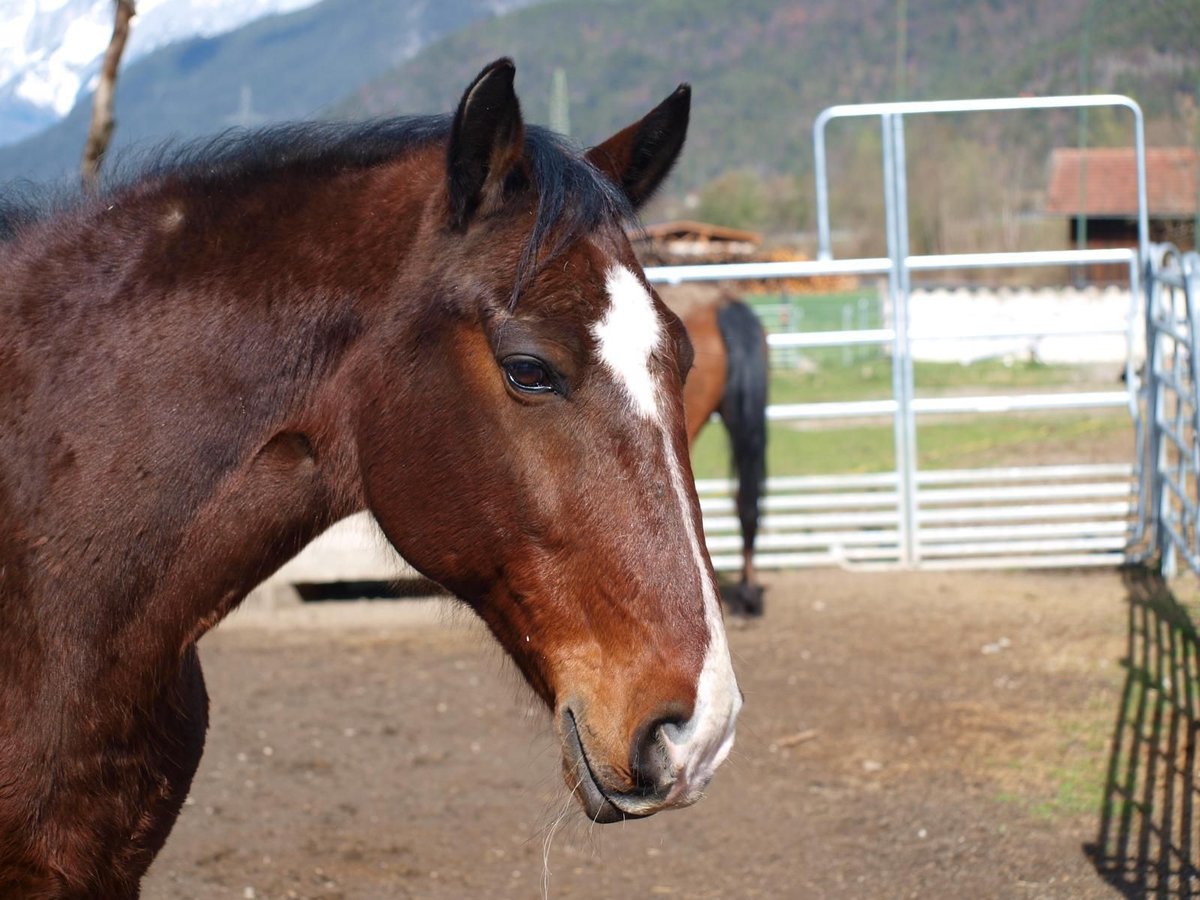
[715,299,768,575]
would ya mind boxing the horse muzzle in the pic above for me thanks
[559,687,741,823]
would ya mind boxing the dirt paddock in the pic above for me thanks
[143,568,1172,898]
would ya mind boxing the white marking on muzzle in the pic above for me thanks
[593,264,741,806]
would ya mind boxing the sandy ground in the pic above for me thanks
[142,568,1145,899]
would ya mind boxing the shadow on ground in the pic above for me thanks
[1087,566,1200,897]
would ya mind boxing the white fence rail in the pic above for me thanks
[697,463,1133,573]
[648,250,1140,572]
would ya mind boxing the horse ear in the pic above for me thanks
[447,58,525,231]
[586,85,690,209]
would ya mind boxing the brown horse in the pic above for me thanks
[663,289,769,616]
[0,60,740,897]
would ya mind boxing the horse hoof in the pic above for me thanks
[731,583,764,617]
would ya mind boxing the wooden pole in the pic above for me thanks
[81,0,136,192]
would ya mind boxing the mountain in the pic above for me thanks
[0,0,324,147]
[1,0,1195,206]
[0,0,540,183]
[334,0,1200,198]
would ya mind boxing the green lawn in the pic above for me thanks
[686,294,1135,479]
[691,409,1133,479]
[746,289,883,333]
[767,356,1113,405]
[691,355,1133,479]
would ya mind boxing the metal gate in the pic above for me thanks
[648,94,1151,572]
[1136,246,1200,576]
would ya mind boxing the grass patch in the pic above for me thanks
[767,357,1119,405]
[691,410,1132,479]
[688,352,1132,480]
[746,289,883,334]
[993,695,1116,824]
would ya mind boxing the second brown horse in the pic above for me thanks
[663,288,769,616]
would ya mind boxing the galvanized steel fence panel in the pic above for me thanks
[1137,247,1200,576]
[648,265,1142,577]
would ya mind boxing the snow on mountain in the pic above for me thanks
[0,0,322,145]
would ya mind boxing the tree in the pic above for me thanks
[81,0,136,191]
[695,169,768,231]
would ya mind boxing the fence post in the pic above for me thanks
[1146,248,1171,574]
[882,113,918,567]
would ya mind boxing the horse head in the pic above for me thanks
[355,60,740,822]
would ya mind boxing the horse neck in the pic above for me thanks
[0,153,438,683]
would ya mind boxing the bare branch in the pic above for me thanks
[81,0,136,192]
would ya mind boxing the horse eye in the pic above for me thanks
[503,356,556,394]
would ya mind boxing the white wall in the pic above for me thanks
[905,286,1140,364]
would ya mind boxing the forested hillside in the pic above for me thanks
[337,0,1199,247]
[1,0,1195,253]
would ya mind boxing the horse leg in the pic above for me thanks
[734,553,765,618]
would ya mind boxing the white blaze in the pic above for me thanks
[594,264,741,805]
[593,266,663,419]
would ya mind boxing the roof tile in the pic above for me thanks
[1046,147,1197,217]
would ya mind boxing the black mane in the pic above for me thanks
[127,115,454,188]
[0,116,634,291]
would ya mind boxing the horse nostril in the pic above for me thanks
[630,713,687,795]
[659,717,691,745]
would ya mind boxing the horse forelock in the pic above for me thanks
[510,125,634,306]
